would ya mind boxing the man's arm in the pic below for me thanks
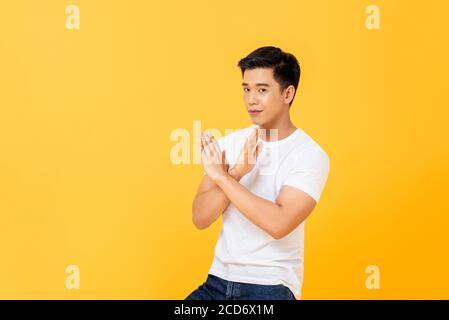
[196,129,323,238]
[214,174,316,239]
[192,170,242,229]
[192,129,258,230]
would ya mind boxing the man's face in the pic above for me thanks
[242,68,288,127]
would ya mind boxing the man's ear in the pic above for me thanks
[284,85,295,105]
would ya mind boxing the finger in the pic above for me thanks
[223,150,229,171]
[201,141,208,162]
[209,136,221,161]
[205,146,215,165]
[201,147,209,165]
[251,135,259,151]
[201,135,212,161]
[255,141,263,158]
[202,132,212,150]
[204,137,213,157]
[201,133,205,150]
[248,128,259,164]
[250,128,258,145]
[205,137,221,164]
[251,127,258,136]
[204,132,213,145]
[222,149,229,167]
[210,139,223,165]
[203,132,210,147]
[244,129,256,151]
[221,149,224,163]
[222,150,228,165]
[206,132,213,140]
[248,141,258,165]
[251,128,258,143]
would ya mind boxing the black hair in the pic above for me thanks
[237,46,301,106]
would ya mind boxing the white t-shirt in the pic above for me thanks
[206,124,330,300]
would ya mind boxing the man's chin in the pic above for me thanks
[250,118,263,125]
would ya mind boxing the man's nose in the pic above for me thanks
[248,92,259,105]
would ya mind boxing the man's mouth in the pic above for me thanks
[248,109,263,116]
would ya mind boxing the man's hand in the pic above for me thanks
[201,132,229,183]
[228,128,263,180]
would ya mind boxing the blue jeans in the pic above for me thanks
[185,274,296,300]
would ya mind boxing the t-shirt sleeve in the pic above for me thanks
[281,148,330,203]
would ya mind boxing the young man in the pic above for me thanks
[186,46,330,300]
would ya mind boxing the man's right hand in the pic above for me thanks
[228,128,263,180]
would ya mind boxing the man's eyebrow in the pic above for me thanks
[241,82,270,87]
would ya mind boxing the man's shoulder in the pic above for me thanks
[287,129,330,168]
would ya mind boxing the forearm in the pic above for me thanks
[192,170,242,229]
[215,174,283,238]
[192,185,231,229]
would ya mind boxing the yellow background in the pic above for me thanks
[1,0,448,299]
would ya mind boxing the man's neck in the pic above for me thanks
[257,118,297,142]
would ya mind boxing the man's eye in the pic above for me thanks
[259,89,266,92]
[243,88,249,92]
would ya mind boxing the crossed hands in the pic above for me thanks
[201,128,263,183]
